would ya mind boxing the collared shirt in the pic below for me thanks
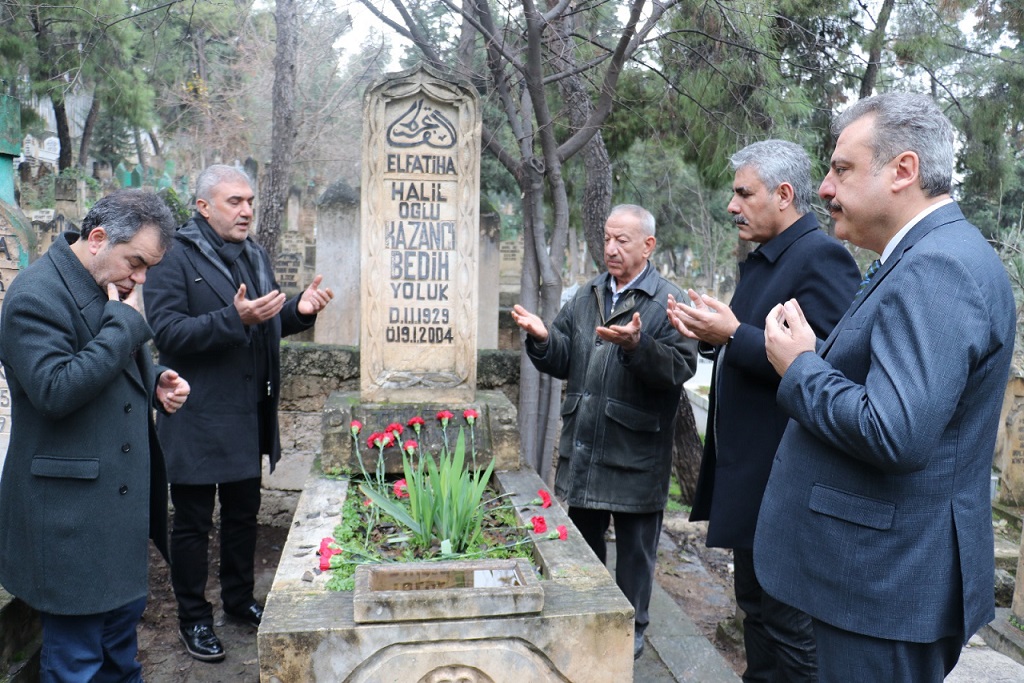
[880,197,954,263]
[608,261,650,309]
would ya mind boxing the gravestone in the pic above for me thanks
[53,177,80,220]
[499,233,523,293]
[359,63,480,403]
[314,179,361,346]
[478,212,500,349]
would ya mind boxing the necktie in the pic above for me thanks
[855,259,881,299]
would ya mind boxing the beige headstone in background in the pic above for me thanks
[360,64,480,403]
[313,179,361,346]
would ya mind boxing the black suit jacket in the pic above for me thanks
[144,219,314,484]
[689,214,859,548]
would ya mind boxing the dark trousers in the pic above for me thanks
[733,548,817,682]
[813,617,962,683]
[569,507,662,633]
[39,596,146,683]
[170,478,261,627]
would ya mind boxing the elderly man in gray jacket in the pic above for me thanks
[512,204,697,659]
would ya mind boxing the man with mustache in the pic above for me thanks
[668,140,859,682]
[757,93,1015,680]
[512,204,697,660]
[144,165,333,662]
[0,190,190,681]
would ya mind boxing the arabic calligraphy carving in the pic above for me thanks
[387,99,458,149]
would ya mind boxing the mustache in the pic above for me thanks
[732,215,748,226]
[825,200,843,214]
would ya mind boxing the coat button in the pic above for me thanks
[121,443,131,453]
[119,485,128,495]
[595,339,603,346]
[124,403,132,413]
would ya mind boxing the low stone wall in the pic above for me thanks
[261,344,520,527]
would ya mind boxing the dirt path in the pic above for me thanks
[138,524,288,683]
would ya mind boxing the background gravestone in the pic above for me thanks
[314,179,361,346]
[359,64,481,403]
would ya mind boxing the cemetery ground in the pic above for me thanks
[135,502,1024,682]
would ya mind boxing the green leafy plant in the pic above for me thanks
[320,411,568,591]
[356,412,496,554]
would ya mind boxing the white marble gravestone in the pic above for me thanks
[359,64,480,403]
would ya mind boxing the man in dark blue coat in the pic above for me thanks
[144,165,333,662]
[668,140,859,682]
[0,190,190,682]
[758,93,1015,682]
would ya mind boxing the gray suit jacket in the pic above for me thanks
[754,203,1015,644]
[0,233,168,615]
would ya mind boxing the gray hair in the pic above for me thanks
[832,92,954,197]
[80,189,176,251]
[609,204,656,237]
[195,164,253,203]
[730,140,815,215]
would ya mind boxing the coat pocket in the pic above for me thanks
[808,484,895,530]
[605,399,660,433]
[599,400,661,471]
[560,393,582,417]
[31,456,100,480]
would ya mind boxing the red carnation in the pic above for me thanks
[531,516,547,534]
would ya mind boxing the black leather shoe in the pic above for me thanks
[179,624,225,662]
[224,601,263,628]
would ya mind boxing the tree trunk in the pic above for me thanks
[859,0,894,99]
[52,94,73,171]
[78,96,100,170]
[134,127,149,178]
[548,4,612,272]
[148,129,162,157]
[672,393,703,505]
[257,0,298,263]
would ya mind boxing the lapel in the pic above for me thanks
[177,219,239,307]
[184,245,237,308]
[49,232,147,393]
[819,202,966,358]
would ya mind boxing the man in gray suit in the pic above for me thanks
[0,190,190,682]
[756,92,1016,681]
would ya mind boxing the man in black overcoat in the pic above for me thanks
[144,165,333,661]
[668,140,860,682]
[0,190,190,681]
